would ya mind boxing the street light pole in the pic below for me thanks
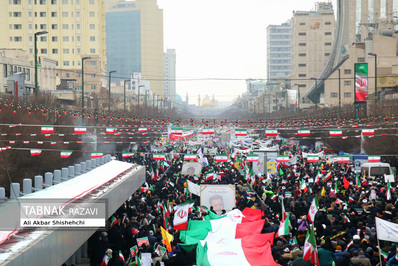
[108,70,116,113]
[34,31,48,95]
[368,53,377,111]
[293,84,300,112]
[123,79,129,112]
[81,56,91,124]
[338,69,341,111]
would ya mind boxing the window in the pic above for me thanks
[26,69,30,80]
[325,53,330,56]
[63,36,69,41]
[90,73,96,78]
[298,64,306,67]
[325,32,332,36]
[76,24,80,30]
[62,12,68,17]
[29,48,33,54]
[344,92,351,98]
[298,74,306,77]
[76,36,81,42]
[90,36,95,41]
[14,24,22,29]
[325,21,332,25]
[14,37,22,42]
[40,24,47,30]
[63,61,70,66]
[331,93,338,98]
[52,49,58,54]
[66,73,70,78]
[62,24,69,29]
[90,61,96,66]
[62,0,68,3]
[90,49,95,53]
[52,24,58,30]
[63,49,69,54]
[299,43,306,46]
[40,12,46,17]
[76,11,80,17]
[89,0,94,3]
[40,0,46,4]
[344,81,351,86]
[76,0,80,4]
[89,24,95,29]
[76,48,81,54]
[90,85,96,90]
[325,42,332,46]
[13,12,22,17]
[14,0,22,4]
[51,12,57,17]
[299,22,305,26]
[28,11,32,17]
[40,36,47,42]
[40,48,47,54]
[358,57,365,62]
[52,36,58,42]
[78,73,81,78]
[51,0,57,4]
[3,65,7,78]
[29,24,32,29]
[298,32,306,36]
[298,53,306,57]
[89,12,95,17]
[344,69,351,75]
[29,36,33,41]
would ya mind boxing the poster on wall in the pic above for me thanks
[354,63,368,102]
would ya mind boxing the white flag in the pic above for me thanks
[375,217,398,242]
[187,180,200,196]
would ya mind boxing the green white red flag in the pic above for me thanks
[303,225,319,265]
[265,129,278,137]
[106,127,117,134]
[215,154,228,162]
[307,197,319,223]
[246,154,259,162]
[275,214,290,237]
[298,129,310,136]
[91,152,103,159]
[362,129,374,135]
[60,150,73,158]
[30,149,41,156]
[329,129,342,136]
[235,129,247,136]
[41,126,54,133]
[277,155,289,163]
[74,127,87,134]
[307,155,319,163]
[153,153,166,160]
[337,156,350,163]
[122,152,134,158]
[368,155,381,162]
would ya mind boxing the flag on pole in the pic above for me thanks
[173,201,190,230]
[30,149,42,156]
[307,197,319,223]
[281,199,287,221]
[265,129,278,137]
[322,171,332,182]
[277,155,289,163]
[138,127,148,133]
[161,226,173,252]
[74,127,87,134]
[118,251,125,262]
[246,154,259,162]
[343,176,350,189]
[300,179,308,192]
[60,150,73,158]
[386,181,392,201]
[153,153,166,160]
[106,127,117,134]
[215,154,228,162]
[122,152,134,158]
[329,129,342,136]
[362,129,375,135]
[205,169,215,181]
[298,129,311,136]
[41,126,54,133]
[375,217,398,242]
[184,154,197,161]
[303,225,319,266]
[275,214,290,237]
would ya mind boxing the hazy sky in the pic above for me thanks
[157,0,336,105]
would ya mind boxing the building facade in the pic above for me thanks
[266,21,292,82]
[291,2,335,108]
[164,49,176,102]
[0,0,107,95]
[106,0,165,97]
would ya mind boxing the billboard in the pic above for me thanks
[200,184,236,215]
[354,63,368,102]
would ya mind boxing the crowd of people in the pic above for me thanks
[86,137,398,266]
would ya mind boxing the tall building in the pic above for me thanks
[106,0,165,97]
[266,21,292,82]
[291,2,335,108]
[164,49,176,102]
[0,0,107,94]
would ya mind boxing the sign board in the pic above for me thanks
[181,162,202,176]
[200,184,235,215]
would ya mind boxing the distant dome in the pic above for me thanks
[176,94,183,102]
[202,99,212,106]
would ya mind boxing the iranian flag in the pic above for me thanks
[265,129,278,137]
[322,171,332,182]
[246,154,259,162]
[277,155,289,163]
[337,156,350,163]
[30,149,42,156]
[298,129,310,136]
[275,214,290,237]
[74,127,87,134]
[307,197,319,223]
[138,127,148,133]
[202,128,215,135]
[122,152,134,158]
[60,150,73,158]
[330,129,342,136]
[173,201,191,230]
[91,152,103,158]
[235,129,247,136]
[303,226,319,266]
[307,155,319,163]
[368,155,381,162]
[362,129,374,135]
[170,126,183,135]
[153,153,166,161]
[41,126,54,133]
[184,154,197,161]
[215,154,228,162]
[137,237,149,247]
[106,127,117,134]
[300,179,308,192]
[205,169,215,181]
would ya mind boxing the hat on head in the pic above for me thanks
[353,235,360,240]
[336,245,342,251]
